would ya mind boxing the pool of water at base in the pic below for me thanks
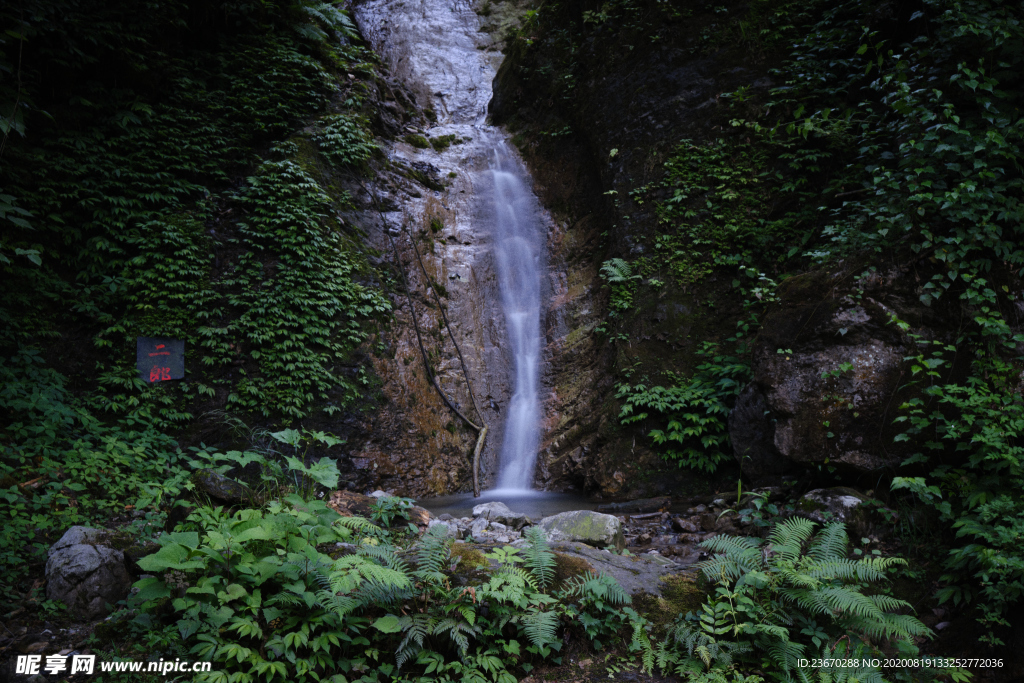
[415,490,600,521]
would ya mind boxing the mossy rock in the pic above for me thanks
[404,134,430,149]
[452,544,489,571]
[631,574,707,629]
[539,510,625,550]
[429,134,461,152]
[553,552,594,590]
[450,545,493,585]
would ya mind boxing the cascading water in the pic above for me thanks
[353,0,552,495]
[489,151,542,491]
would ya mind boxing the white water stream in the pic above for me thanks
[354,0,547,492]
[489,154,542,490]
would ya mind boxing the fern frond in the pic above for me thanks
[415,524,453,576]
[846,611,931,641]
[630,618,654,674]
[806,558,881,582]
[358,542,411,575]
[519,610,559,649]
[698,534,762,581]
[432,616,475,657]
[865,593,915,613]
[395,613,434,669]
[769,517,816,560]
[807,522,848,561]
[264,591,303,607]
[814,586,884,619]
[765,638,805,672]
[522,526,556,591]
[600,257,634,282]
[562,570,631,607]
[333,516,378,533]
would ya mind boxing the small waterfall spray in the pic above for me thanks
[490,148,542,491]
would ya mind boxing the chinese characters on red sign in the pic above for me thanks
[136,338,185,383]
[148,344,172,382]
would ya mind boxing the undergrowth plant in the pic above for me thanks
[130,498,381,683]
[129,500,642,683]
[615,342,751,473]
[634,520,949,682]
[0,347,183,592]
[893,344,1024,645]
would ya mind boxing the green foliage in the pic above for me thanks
[558,571,631,650]
[215,159,391,417]
[642,140,782,285]
[892,345,1024,645]
[0,0,391,615]
[132,493,642,683]
[723,0,1024,649]
[649,520,934,681]
[313,113,378,168]
[370,495,415,528]
[742,0,1024,322]
[520,526,556,592]
[0,346,183,586]
[429,135,462,152]
[267,428,344,499]
[616,343,751,472]
[1,0,388,423]
[404,134,430,149]
[599,258,640,312]
[131,498,380,683]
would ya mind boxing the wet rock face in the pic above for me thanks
[349,0,559,496]
[488,2,774,498]
[45,527,131,620]
[731,269,954,482]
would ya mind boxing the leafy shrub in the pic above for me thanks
[0,347,186,587]
[132,498,379,683]
[132,502,643,683]
[370,495,415,528]
[616,342,751,472]
[893,347,1024,645]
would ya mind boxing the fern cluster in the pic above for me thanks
[640,520,938,682]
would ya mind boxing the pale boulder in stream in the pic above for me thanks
[538,510,625,551]
[471,501,531,530]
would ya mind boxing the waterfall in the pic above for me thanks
[490,151,542,491]
[353,0,552,494]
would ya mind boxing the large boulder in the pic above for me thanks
[45,527,131,619]
[730,269,955,482]
[192,469,255,504]
[471,501,531,530]
[796,487,878,537]
[538,510,625,551]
